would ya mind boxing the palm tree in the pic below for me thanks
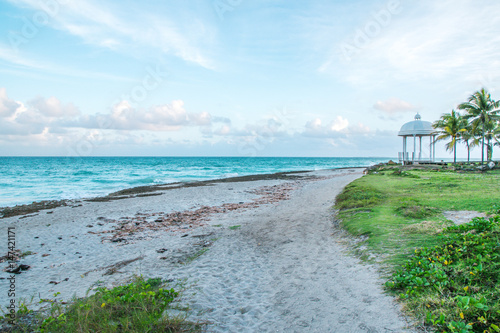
[460,121,480,163]
[494,121,500,153]
[485,120,500,161]
[458,88,500,164]
[433,110,467,164]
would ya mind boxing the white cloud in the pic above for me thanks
[0,94,80,135]
[304,116,351,137]
[374,98,417,115]
[28,96,80,117]
[329,116,349,131]
[0,88,21,117]
[0,88,216,140]
[70,100,214,131]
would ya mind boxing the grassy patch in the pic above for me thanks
[335,168,500,332]
[395,198,439,219]
[335,183,385,210]
[228,225,241,230]
[1,276,205,332]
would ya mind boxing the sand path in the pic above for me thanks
[1,169,412,332]
[166,170,412,332]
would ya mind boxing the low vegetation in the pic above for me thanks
[1,276,205,333]
[335,166,500,332]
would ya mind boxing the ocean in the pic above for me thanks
[0,156,390,208]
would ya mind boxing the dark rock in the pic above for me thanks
[111,238,126,242]
[6,264,30,274]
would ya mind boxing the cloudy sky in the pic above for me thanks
[1,0,500,158]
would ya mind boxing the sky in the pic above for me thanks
[1,0,500,158]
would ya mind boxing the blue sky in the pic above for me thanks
[1,0,500,158]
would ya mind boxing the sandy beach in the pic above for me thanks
[1,168,413,332]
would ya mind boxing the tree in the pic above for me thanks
[460,121,480,163]
[485,120,500,160]
[458,88,500,164]
[433,109,467,164]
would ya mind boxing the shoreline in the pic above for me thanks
[0,168,413,331]
[0,166,368,218]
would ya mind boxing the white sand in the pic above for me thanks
[1,168,414,332]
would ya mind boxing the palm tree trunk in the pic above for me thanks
[466,141,470,162]
[482,122,485,164]
[454,140,457,164]
[487,138,492,161]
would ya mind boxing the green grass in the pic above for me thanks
[335,169,500,266]
[228,225,241,230]
[335,168,500,332]
[1,276,205,332]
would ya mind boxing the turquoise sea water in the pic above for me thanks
[0,156,390,208]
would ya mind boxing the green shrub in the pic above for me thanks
[1,276,205,333]
[386,216,500,332]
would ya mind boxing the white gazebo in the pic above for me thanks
[398,113,436,164]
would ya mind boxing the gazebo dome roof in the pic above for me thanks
[398,113,435,136]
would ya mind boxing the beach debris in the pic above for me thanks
[156,248,168,253]
[0,199,68,219]
[1,249,36,263]
[111,237,126,243]
[19,214,39,219]
[191,232,214,238]
[92,179,333,244]
[97,217,114,223]
[86,224,94,228]
[83,256,144,277]
[42,254,50,257]
[49,278,69,285]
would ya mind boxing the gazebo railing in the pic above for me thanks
[399,152,434,164]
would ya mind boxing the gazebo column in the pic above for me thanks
[413,135,416,162]
[429,135,434,162]
[419,136,422,161]
[404,137,407,162]
[402,136,406,164]
[433,135,436,162]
